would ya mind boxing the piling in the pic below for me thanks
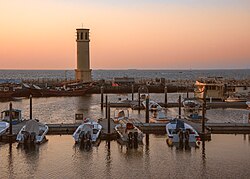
[202,102,205,134]
[105,95,108,119]
[178,95,181,119]
[138,91,141,111]
[9,102,13,136]
[186,86,189,98]
[164,86,168,107]
[101,86,104,110]
[131,84,134,101]
[145,97,149,123]
[30,95,32,119]
[107,103,111,134]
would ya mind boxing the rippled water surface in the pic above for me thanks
[1,134,250,179]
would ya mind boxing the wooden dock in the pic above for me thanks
[1,120,250,143]
[105,101,248,109]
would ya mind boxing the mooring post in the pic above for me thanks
[101,86,104,110]
[9,102,13,136]
[178,95,181,119]
[107,102,111,134]
[186,86,189,99]
[202,102,205,134]
[145,96,149,123]
[164,86,168,108]
[105,95,108,119]
[30,94,32,119]
[131,84,134,101]
[138,91,141,111]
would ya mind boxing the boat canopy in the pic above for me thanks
[25,120,40,134]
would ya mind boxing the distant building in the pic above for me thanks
[75,28,92,82]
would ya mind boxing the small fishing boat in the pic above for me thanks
[1,109,23,125]
[16,119,49,145]
[115,122,144,145]
[73,118,102,144]
[142,100,162,111]
[150,111,171,123]
[225,93,247,102]
[166,119,200,148]
[113,109,129,123]
[0,121,9,136]
[183,99,201,109]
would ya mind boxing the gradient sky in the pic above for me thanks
[0,0,250,69]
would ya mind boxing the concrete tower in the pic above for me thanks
[75,28,92,82]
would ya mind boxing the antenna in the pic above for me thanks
[81,23,83,28]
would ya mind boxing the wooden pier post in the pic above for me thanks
[105,95,108,119]
[186,86,189,99]
[202,103,205,134]
[30,94,32,119]
[107,103,111,134]
[131,84,134,101]
[9,102,13,136]
[101,86,104,110]
[164,86,168,107]
[178,95,181,119]
[145,97,149,123]
[138,91,141,111]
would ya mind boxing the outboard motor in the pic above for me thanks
[30,132,36,145]
[134,132,138,149]
[178,130,184,149]
[184,130,190,150]
[128,132,133,148]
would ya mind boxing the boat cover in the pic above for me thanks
[176,120,185,130]
[25,120,39,134]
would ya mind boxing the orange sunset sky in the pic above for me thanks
[0,0,250,69]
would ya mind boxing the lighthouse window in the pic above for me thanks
[81,32,83,39]
[85,33,88,40]
[77,33,79,40]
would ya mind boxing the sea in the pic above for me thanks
[0,69,250,178]
[0,69,249,82]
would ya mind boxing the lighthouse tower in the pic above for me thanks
[75,28,92,82]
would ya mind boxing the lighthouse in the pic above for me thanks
[75,28,92,82]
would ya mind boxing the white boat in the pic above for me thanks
[183,99,201,109]
[73,118,102,144]
[113,109,129,123]
[1,109,23,125]
[166,119,200,147]
[115,122,144,144]
[150,111,171,123]
[16,119,49,144]
[225,94,247,102]
[246,101,250,108]
[142,100,162,111]
[0,121,9,136]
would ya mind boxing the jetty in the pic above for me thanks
[1,119,250,143]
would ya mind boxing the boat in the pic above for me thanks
[115,122,144,146]
[225,93,247,102]
[183,99,203,121]
[246,99,250,108]
[0,121,9,136]
[73,118,102,144]
[183,99,202,109]
[1,109,23,125]
[166,119,200,148]
[113,109,129,123]
[16,119,49,145]
[142,100,162,111]
[149,110,171,123]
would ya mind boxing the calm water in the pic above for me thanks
[1,134,250,179]
[0,93,249,124]
[0,69,250,81]
[0,94,250,178]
